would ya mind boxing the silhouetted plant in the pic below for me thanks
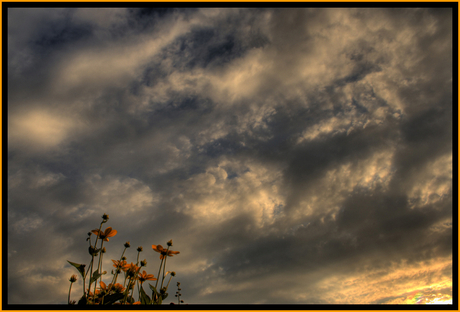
[175,282,185,305]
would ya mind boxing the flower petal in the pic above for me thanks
[152,244,164,253]
[107,229,117,237]
[167,250,180,257]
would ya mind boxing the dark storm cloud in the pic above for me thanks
[7,7,453,305]
[173,12,269,70]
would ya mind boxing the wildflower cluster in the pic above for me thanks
[67,214,182,305]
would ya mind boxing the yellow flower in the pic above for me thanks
[152,244,164,253]
[138,270,156,284]
[99,281,109,294]
[91,227,117,242]
[108,283,125,293]
[123,262,140,276]
[152,244,180,260]
[112,259,127,269]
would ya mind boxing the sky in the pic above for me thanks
[7,6,454,305]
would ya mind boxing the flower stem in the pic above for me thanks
[154,258,164,290]
[68,282,73,304]
[161,246,170,288]
[97,241,105,283]
[93,240,105,295]
[136,251,141,301]
[122,280,130,304]
[87,221,103,296]
[111,247,127,287]
[165,275,173,291]
[161,259,167,288]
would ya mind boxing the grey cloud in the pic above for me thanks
[165,10,270,71]
[7,7,453,305]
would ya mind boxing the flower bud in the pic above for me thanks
[102,247,106,253]
[140,259,147,267]
[121,256,127,261]
[167,240,173,246]
[69,274,77,283]
[137,246,143,252]
[171,271,176,277]
[124,242,131,248]
[87,232,92,236]
[89,246,99,256]
[102,213,109,220]
[180,300,184,303]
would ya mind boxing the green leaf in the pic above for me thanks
[140,286,151,305]
[148,283,157,293]
[89,270,106,285]
[67,261,86,279]
[149,284,161,304]
[103,293,124,305]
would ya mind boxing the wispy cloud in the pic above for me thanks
[7,6,453,305]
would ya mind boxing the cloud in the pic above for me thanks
[174,158,284,227]
[7,7,453,305]
[83,174,157,215]
[8,109,82,151]
[408,153,452,207]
